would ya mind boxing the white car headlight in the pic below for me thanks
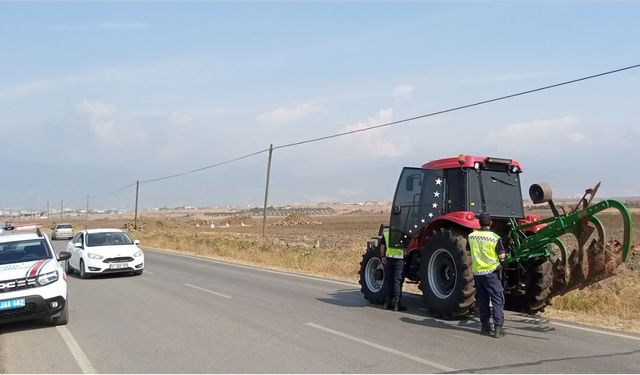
[134,251,143,257]
[87,253,103,260]
[37,271,59,286]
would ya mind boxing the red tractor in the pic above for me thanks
[359,155,633,319]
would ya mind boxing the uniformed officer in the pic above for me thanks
[380,227,406,311]
[468,213,506,338]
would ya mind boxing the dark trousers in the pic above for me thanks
[384,258,405,300]
[474,271,505,327]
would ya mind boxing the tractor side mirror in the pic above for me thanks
[392,205,401,215]
[405,176,414,191]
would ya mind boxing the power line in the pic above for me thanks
[67,62,640,203]
[139,148,271,184]
[89,182,138,199]
[273,63,640,150]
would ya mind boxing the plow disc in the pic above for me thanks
[550,216,628,297]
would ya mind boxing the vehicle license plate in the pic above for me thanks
[0,298,26,310]
[110,263,128,269]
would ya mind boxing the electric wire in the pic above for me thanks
[139,148,271,184]
[273,63,640,150]
[49,62,640,204]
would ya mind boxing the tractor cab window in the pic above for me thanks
[468,169,524,218]
[445,169,466,212]
[389,167,444,247]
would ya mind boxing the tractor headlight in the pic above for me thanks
[134,251,143,257]
[87,253,103,260]
[37,271,59,286]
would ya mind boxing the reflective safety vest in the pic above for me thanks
[382,228,405,259]
[468,230,501,275]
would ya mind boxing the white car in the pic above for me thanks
[0,226,70,325]
[66,229,144,278]
[51,223,73,240]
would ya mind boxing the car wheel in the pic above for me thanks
[134,270,143,276]
[79,260,88,279]
[64,259,73,274]
[52,299,69,326]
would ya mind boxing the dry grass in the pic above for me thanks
[135,229,363,282]
[543,271,640,332]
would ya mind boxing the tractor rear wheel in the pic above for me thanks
[506,259,553,314]
[419,228,475,320]
[358,247,386,305]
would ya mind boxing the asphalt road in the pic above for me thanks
[1,240,640,373]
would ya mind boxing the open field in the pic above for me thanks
[20,203,640,332]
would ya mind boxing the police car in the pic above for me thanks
[0,224,71,325]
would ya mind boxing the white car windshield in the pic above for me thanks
[0,239,51,265]
[86,232,134,247]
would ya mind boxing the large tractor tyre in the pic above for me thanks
[419,228,475,320]
[505,259,553,314]
[358,247,387,305]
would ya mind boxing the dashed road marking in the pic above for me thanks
[184,283,232,299]
[305,322,455,372]
[56,326,97,374]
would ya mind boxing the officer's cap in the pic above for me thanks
[477,212,492,226]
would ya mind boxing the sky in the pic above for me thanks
[0,1,639,211]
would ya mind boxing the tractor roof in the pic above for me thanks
[422,155,523,171]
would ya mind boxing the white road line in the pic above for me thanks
[143,270,155,275]
[551,321,640,342]
[146,247,356,287]
[56,326,97,374]
[184,283,232,299]
[305,323,455,372]
[149,248,640,342]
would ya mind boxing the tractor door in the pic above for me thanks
[389,167,444,249]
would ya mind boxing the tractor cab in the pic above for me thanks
[388,155,524,251]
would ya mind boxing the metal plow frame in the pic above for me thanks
[508,199,633,296]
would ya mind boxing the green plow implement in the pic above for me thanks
[505,182,634,297]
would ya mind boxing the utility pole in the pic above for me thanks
[134,180,139,230]
[46,200,49,221]
[262,144,274,238]
[60,200,63,222]
[86,196,90,221]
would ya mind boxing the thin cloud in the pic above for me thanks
[486,116,587,155]
[50,22,156,31]
[341,108,411,158]
[0,60,184,100]
[256,104,327,125]
[462,72,550,86]
[392,84,414,99]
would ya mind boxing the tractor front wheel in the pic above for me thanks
[420,228,475,319]
[358,246,387,305]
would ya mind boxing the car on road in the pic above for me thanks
[51,223,73,240]
[0,225,71,325]
[66,229,144,278]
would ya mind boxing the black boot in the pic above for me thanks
[392,297,407,312]
[492,325,505,338]
[383,298,392,310]
[480,322,491,336]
